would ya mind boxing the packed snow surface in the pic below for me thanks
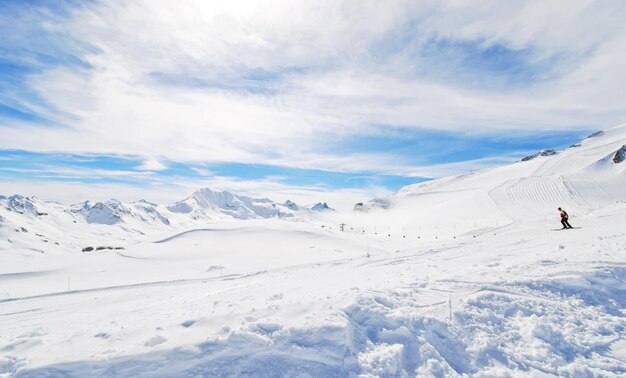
[1,125,626,377]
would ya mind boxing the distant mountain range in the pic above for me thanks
[1,188,330,226]
[0,188,335,252]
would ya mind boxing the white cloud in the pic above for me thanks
[1,0,625,176]
[137,159,167,171]
[189,167,215,177]
[0,165,154,180]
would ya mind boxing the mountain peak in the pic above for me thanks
[85,201,122,225]
[311,202,334,212]
[167,188,307,221]
[4,195,44,216]
[284,200,299,210]
[192,187,218,197]
[135,199,157,206]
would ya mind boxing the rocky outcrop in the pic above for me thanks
[613,145,626,164]
[354,198,391,211]
[521,149,558,161]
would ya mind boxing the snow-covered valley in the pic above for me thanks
[1,125,625,377]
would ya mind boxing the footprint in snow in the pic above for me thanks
[540,260,558,266]
[181,320,196,328]
[250,323,282,336]
[144,335,167,347]
[268,293,283,301]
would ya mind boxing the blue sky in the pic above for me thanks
[0,1,624,205]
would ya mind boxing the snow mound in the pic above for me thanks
[9,268,625,377]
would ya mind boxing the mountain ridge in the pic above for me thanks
[356,124,626,217]
[1,187,325,226]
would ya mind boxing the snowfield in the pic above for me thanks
[1,125,625,377]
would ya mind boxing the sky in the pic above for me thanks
[1,0,625,209]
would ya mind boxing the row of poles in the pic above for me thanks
[321,223,503,240]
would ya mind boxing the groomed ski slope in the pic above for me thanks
[1,125,625,377]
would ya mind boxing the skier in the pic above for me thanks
[557,207,572,229]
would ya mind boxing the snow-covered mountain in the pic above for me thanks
[3,195,49,216]
[310,202,334,212]
[167,188,306,221]
[69,199,171,226]
[1,189,312,226]
[0,188,321,252]
[358,124,626,231]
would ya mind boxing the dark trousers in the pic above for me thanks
[561,218,572,228]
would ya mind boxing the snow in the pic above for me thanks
[1,124,625,377]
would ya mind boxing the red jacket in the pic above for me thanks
[559,210,568,219]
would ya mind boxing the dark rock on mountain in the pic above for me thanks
[613,145,626,164]
[521,149,558,161]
